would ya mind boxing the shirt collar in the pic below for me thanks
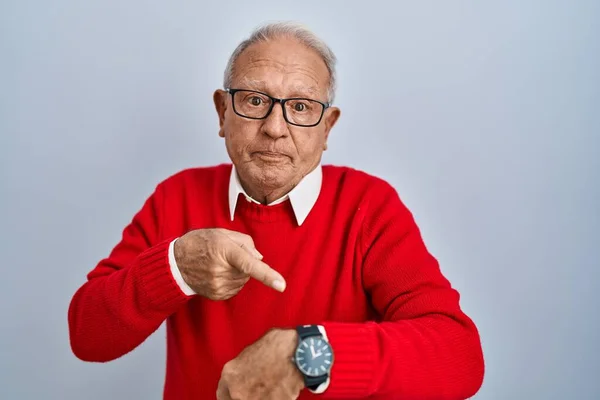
[228,164,322,226]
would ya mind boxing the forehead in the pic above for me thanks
[232,38,330,98]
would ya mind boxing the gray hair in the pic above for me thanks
[223,22,337,104]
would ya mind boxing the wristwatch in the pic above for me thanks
[293,325,334,394]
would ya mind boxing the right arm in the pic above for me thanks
[68,182,285,363]
[68,183,191,362]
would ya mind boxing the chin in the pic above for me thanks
[249,164,294,188]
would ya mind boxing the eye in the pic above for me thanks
[249,96,263,106]
[291,101,310,112]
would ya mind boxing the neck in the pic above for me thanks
[238,162,320,205]
[242,180,296,204]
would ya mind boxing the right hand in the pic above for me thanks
[174,228,286,300]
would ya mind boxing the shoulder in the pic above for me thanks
[157,163,231,188]
[152,163,232,199]
[322,164,399,198]
[322,164,412,225]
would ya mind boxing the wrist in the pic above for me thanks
[173,238,189,280]
[173,237,184,266]
[170,238,196,295]
[268,328,299,356]
[267,329,305,388]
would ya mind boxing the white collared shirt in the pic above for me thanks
[228,164,322,226]
[170,164,323,295]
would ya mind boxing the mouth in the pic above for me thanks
[253,151,290,162]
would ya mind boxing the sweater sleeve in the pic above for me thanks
[68,181,192,362]
[320,181,485,399]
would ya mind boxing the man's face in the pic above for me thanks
[214,37,340,197]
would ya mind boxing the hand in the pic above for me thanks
[217,329,304,400]
[174,228,286,300]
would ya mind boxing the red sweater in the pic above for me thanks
[68,164,484,399]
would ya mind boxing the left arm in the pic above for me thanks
[320,181,484,399]
[218,181,484,400]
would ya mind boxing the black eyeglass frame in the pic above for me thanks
[225,88,331,128]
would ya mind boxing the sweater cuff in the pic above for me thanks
[136,238,193,312]
[320,322,377,398]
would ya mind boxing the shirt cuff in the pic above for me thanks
[168,238,196,296]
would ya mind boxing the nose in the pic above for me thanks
[261,101,289,139]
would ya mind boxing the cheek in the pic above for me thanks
[293,130,325,157]
[224,120,259,154]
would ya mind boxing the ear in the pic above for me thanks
[213,89,228,137]
[322,107,341,150]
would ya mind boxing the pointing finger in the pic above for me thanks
[227,246,286,292]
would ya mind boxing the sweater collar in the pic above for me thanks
[228,164,322,226]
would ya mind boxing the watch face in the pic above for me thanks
[294,336,333,377]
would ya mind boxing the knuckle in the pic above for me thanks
[203,228,220,240]
[221,361,236,378]
[208,278,223,293]
[242,234,255,246]
[201,234,225,260]
[225,382,246,400]
[209,232,226,247]
[228,388,243,400]
[238,259,253,275]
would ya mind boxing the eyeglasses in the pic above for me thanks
[225,88,330,127]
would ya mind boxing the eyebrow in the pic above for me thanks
[238,79,322,99]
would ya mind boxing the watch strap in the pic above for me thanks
[305,374,327,390]
[296,324,321,340]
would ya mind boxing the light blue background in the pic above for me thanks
[1,1,598,399]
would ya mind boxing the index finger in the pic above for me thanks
[226,245,286,292]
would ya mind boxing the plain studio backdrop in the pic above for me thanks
[1,1,598,399]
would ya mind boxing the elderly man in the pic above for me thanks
[68,22,484,399]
